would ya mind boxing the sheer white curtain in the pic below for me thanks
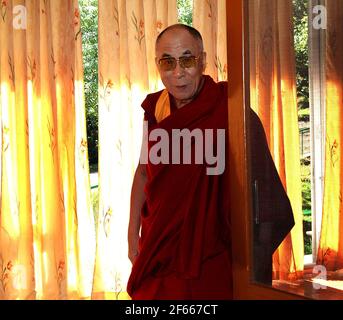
[92,0,177,299]
[193,0,227,81]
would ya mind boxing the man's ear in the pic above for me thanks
[202,52,207,72]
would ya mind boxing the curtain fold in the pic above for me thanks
[248,0,304,280]
[192,0,227,81]
[317,0,343,271]
[93,0,177,300]
[0,0,95,299]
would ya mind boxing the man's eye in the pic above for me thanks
[181,57,195,67]
[164,59,174,65]
[182,57,193,62]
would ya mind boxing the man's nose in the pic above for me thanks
[172,61,185,77]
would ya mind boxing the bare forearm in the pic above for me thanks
[129,165,146,232]
[128,164,147,263]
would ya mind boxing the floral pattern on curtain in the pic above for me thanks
[0,0,95,299]
[92,0,177,300]
[317,0,343,271]
[248,0,304,280]
[193,0,227,81]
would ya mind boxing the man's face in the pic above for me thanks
[155,28,205,107]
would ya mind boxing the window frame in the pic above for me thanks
[308,0,326,265]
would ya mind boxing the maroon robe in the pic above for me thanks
[127,75,233,299]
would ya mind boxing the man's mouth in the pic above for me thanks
[175,84,187,89]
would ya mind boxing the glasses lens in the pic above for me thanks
[179,56,197,68]
[159,58,176,71]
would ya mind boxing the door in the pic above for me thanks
[228,0,343,300]
[227,0,304,299]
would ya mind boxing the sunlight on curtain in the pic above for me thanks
[317,0,343,271]
[0,0,95,299]
[193,0,227,81]
[93,0,177,300]
[248,0,304,280]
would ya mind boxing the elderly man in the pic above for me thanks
[127,24,294,300]
[127,24,232,300]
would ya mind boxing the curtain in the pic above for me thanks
[248,0,304,280]
[93,0,177,300]
[192,0,227,81]
[317,0,343,271]
[0,0,95,299]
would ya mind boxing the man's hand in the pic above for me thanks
[128,236,140,265]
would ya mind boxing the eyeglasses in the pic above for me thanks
[157,55,202,71]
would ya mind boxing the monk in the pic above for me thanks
[127,24,294,299]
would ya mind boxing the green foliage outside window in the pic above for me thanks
[177,0,193,25]
[293,0,309,122]
[80,0,98,171]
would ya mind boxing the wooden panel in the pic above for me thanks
[226,0,251,298]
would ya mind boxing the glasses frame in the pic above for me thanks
[157,54,203,71]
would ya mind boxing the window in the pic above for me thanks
[247,0,343,298]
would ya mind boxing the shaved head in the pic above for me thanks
[156,24,204,52]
